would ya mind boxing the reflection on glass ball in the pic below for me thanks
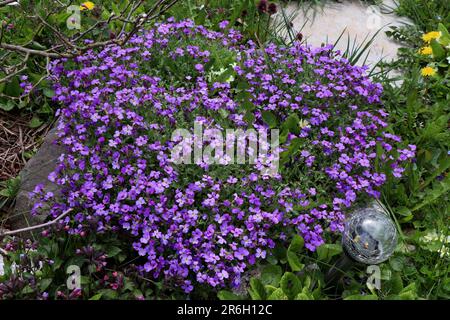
[342,202,397,264]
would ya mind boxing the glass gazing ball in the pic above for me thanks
[342,203,397,264]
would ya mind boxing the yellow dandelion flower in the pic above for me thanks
[422,31,441,43]
[80,1,95,11]
[421,66,436,77]
[419,46,433,55]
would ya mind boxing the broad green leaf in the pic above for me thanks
[29,116,43,128]
[43,88,55,98]
[89,293,103,300]
[39,278,52,291]
[260,264,282,287]
[280,272,302,299]
[384,273,403,295]
[0,100,15,111]
[106,246,122,258]
[288,234,304,252]
[430,39,445,60]
[261,110,277,128]
[267,288,288,300]
[248,278,266,300]
[287,235,305,271]
[295,292,312,300]
[5,77,21,97]
[316,243,342,262]
[438,23,450,46]
[282,113,300,134]
[217,290,241,300]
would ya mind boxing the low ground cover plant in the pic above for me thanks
[1,19,414,298]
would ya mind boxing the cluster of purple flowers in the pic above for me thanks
[30,19,414,292]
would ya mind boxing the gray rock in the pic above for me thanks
[9,127,64,236]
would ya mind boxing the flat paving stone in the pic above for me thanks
[9,127,64,236]
[280,0,412,68]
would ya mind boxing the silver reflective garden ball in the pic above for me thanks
[342,202,397,264]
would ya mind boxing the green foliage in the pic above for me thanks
[0,176,21,210]
[375,0,450,300]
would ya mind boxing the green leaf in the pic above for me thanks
[29,116,43,128]
[217,290,241,300]
[98,289,118,299]
[106,246,122,258]
[236,80,249,91]
[267,288,288,300]
[0,100,15,111]
[287,235,305,272]
[248,278,266,300]
[384,272,403,295]
[287,138,303,154]
[302,275,312,291]
[398,290,417,300]
[242,100,255,112]
[260,265,282,287]
[437,23,450,46]
[430,39,445,60]
[288,234,304,252]
[280,272,302,299]
[261,110,278,128]
[0,189,11,197]
[39,278,52,291]
[396,207,412,217]
[243,111,255,125]
[295,292,312,300]
[5,77,21,97]
[282,113,300,134]
[89,293,103,300]
[43,88,55,98]
[264,285,277,296]
[316,244,342,262]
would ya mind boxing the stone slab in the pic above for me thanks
[280,0,413,68]
[9,127,64,235]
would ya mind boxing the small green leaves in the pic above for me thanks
[0,100,15,111]
[217,290,242,300]
[261,110,278,128]
[316,243,342,262]
[282,113,300,135]
[287,235,305,272]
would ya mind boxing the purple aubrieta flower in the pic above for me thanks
[218,20,229,29]
[30,19,415,293]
